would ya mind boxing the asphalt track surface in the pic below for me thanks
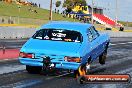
[0,37,132,88]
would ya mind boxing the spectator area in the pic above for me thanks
[93,14,122,27]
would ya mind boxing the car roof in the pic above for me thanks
[40,21,92,33]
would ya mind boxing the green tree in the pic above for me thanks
[55,1,61,7]
[63,0,87,13]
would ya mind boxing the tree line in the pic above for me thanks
[56,0,87,13]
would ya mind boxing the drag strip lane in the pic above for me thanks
[0,52,131,88]
[110,41,132,46]
[0,38,132,88]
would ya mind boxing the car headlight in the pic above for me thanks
[64,56,81,63]
[19,52,35,58]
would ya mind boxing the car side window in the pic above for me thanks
[88,26,99,42]
[89,26,99,39]
[33,30,43,39]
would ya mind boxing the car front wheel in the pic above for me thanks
[26,65,42,74]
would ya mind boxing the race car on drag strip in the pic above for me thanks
[19,21,110,77]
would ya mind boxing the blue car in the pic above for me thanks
[19,21,110,77]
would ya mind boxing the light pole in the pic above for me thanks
[91,0,94,24]
[49,0,53,21]
[115,0,118,27]
[18,5,21,24]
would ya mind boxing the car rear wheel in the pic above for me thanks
[74,65,88,78]
[26,65,42,74]
[77,76,86,84]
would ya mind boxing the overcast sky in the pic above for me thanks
[27,0,132,22]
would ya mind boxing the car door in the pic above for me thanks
[91,26,104,55]
[87,26,100,60]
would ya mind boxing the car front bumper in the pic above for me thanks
[19,58,81,70]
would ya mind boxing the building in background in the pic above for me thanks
[70,5,122,28]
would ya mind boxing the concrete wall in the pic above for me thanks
[0,27,37,39]
[0,27,132,39]
[100,31,132,38]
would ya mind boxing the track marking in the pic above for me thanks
[0,65,25,75]
[0,79,42,88]
[118,43,127,45]
[0,58,18,62]
[46,72,74,80]
[127,42,132,44]
[110,41,132,46]
[2,40,27,43]
[109,43,117,46]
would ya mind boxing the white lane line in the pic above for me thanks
[0,65,25,75]
[109,43,117,46]
[6,46,22,48]
[0,58,18,62]
[110,43,127,46]
[118,43,127,45]
[0,79,42,88]
[109,43,127,46]
[46,72,73,80]
[110,41,132,46]
[127,42,132,44]
[2,40,27,43]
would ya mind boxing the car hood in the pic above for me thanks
[21,38,82,56]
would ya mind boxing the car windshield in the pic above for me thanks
[32,29,82,43]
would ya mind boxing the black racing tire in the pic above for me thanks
[77,76,86,84]
[99,49,107,65]
[26,65,42,74]
[74,65,87,78]
[74,70,80,78]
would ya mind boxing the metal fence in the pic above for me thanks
[0,15,48,25]
[0,27,37,39]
